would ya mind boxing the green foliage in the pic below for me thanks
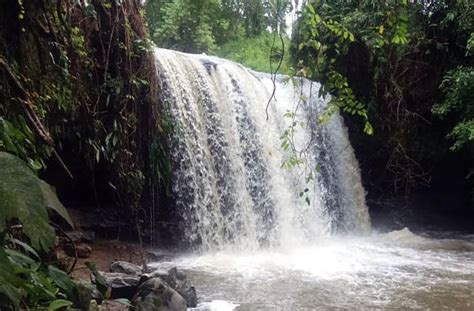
[39,180,73,228]
[221,0,267,38]
[145,0,292,53]
[433,28,474,154]
[0,248,21,308]
[433,66,474,151]
[292,0,474,192]
[292,0,408,134]
[48,299,73,310]
[1,0,163,235]
[0,152,55,251]
[0,151,73,249]
[216,31,291,73]
[0,117,51,171]
[0,247,78,310]
[0,152,78,310]
[146,0,224,52]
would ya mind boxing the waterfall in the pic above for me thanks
[154,48,370,250]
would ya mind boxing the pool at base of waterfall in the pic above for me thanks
[150,228,474,310]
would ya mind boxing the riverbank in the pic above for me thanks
[69,238,149,281]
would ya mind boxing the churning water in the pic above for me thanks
[153,49,474,310]
[151,229,474,310]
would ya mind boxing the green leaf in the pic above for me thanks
[48,299,73,310]
[39,180,73,228]
[364,122,374,135]
[5,238,40,260]
[0,248,22,310]
[0,152,55,251]
[47,265,77,299]
[5,248,39,270]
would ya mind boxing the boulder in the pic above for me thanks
[66,230,95,243]
[100,272,140,299]
[98,300,131,311]
[132,278,187,311]
[110,261,143,276]
[140,268,197,308]
[74,281,92,310]
[88,299,131,311]
[160,268,197,308]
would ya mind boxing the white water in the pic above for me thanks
[155,48,369,250]
[151,229,474,310]
[153,49,474,310]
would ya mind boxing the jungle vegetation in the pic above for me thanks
[0,0,159,308]
[145,0,472,195]
[291,0,473,196]
[0,0,473,309]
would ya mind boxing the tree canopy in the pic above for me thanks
[291,0,473,193]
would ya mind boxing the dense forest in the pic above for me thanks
[0,0,473,310]
[146,0,473,197]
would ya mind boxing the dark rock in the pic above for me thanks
[161,268,197,308]
[87,262,108,297]
[110,261,143,276]
[146,249,174,261]
[75,282,92,310]
[100,272,140,300]
[142,268,197,308]
[98,300,131,311]
[132,278,187,311]
[74,281,104,309]
[66,230,95,243]
[64,242,92,258]
[90,285,103,303]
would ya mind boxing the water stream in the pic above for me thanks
[153,49,474,310]
[151,229,474,310]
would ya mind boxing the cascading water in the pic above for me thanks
[151,49,474,310]
[154,48,370,250]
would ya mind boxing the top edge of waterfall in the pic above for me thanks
[154,47,308,84]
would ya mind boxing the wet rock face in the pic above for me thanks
[132,278,187,311]
[141,268,198,308]
[67,230,96,243]
[92,263,196,309]
[110,261,143,276]
[160,267,198,308]
[101,272,140,299]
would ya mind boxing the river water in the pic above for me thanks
[151,229,474,310]
[153,49,474,310]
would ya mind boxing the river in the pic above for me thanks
[153,48,474,310]
[150,229,474,310]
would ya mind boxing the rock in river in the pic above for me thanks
[132,277,187,311]
[110,261,143,276]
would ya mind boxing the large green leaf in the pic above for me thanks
[0,152,55,251]
[47,265,77,299]
[39,180,73,228]
[48,299,73,310]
